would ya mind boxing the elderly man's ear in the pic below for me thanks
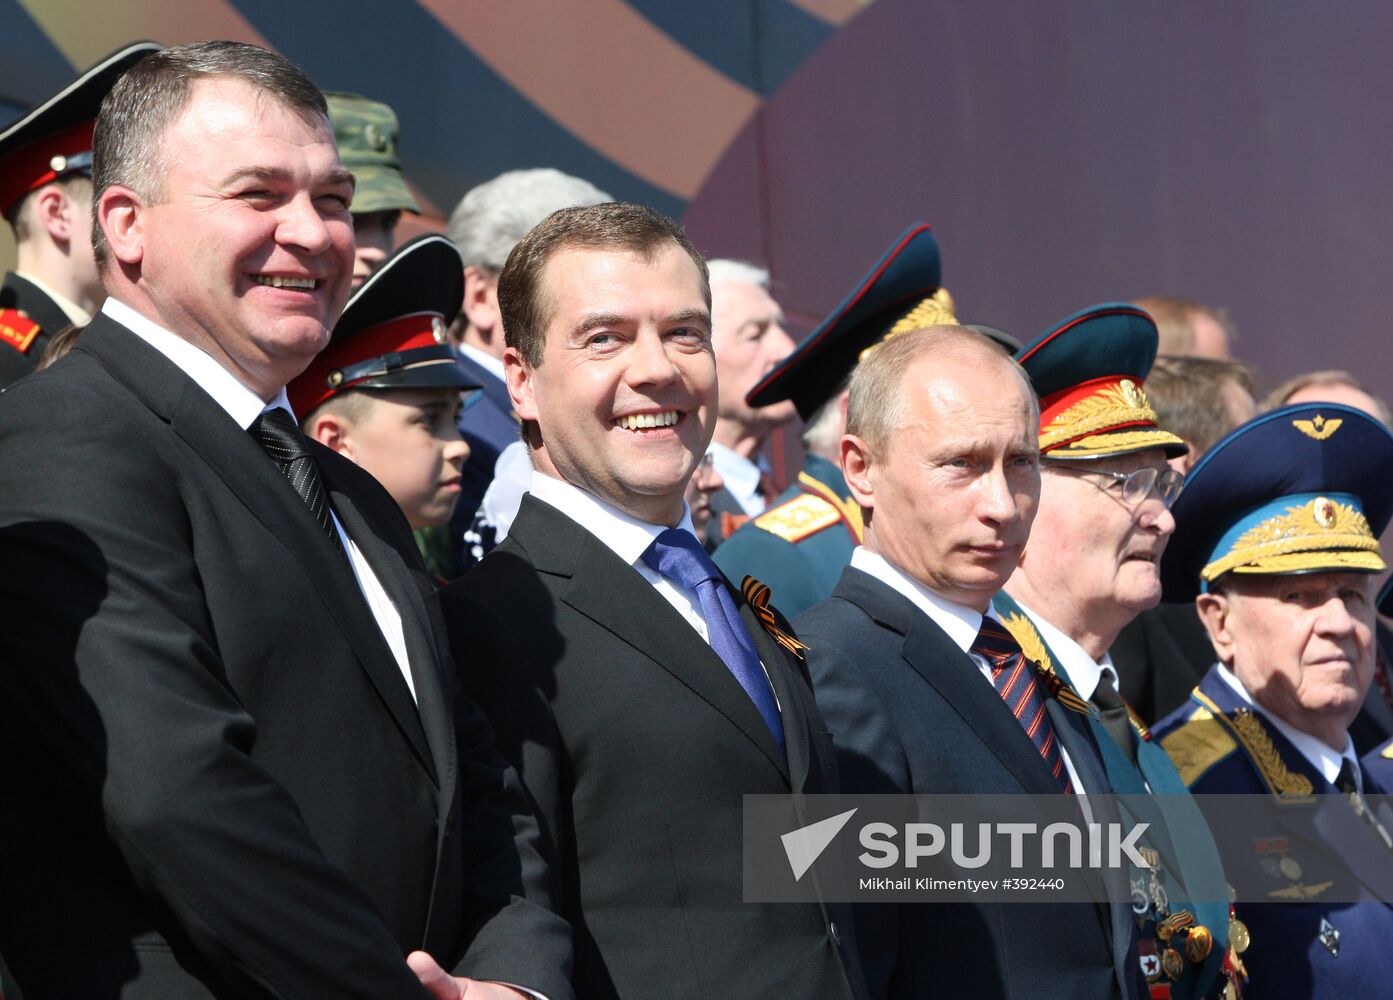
[1196,592,1234,664]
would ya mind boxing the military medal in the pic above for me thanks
[1139,939,1162,982]
[1149,876,1170,917]
[1319,917,1340,957]
[1184,924,1212,963]
[1229,917,1250,954]
[1278,856,1302,880]
[1161,946,1185,981]
[1131,875,1150,916]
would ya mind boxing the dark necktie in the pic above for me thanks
[250,407,343,553]
[1337,760,1393,851]
[972,617,1073,794]
[1092,671,1139,766]
[642,528,785,756]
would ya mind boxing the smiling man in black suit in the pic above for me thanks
[445,202,866,1000]
[0,41,568,1000]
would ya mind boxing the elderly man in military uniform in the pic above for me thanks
[1154,403,1393,998]
[0,42,159,387]
[713,224,957,617]
[325,92,421,288]
[997,303,1243,999]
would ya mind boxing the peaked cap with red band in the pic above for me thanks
[1014,302,1185,460]
[745,223,950,422]
[288,234,480,419]
[0,41,160,217]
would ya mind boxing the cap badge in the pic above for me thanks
[327,370,344,387]
[49,154,68,172]
[1293,414,1342,441]
[431,316,447,343]
[1119,379,1144,409]
[1313,496,1337,529]
[363,123,387,151]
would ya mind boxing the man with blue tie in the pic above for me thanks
[795,325,1144,999]
[1154,402,1393,998]
[444,202,866,1000]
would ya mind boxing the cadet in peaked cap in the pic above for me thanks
[291,234,480,543]
[1153,403,1393,999]
[325,92,421,288]
[713,223,958,617]
[1004,302,1238,999]
[0,41,160,388]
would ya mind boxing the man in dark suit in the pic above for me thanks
[0,41,568,1000]
[796,325,1143,999]
[0,42,160,387]
[445,202,866,1000]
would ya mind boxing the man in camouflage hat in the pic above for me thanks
[326,91,420,288]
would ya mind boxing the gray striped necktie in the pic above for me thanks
[250,407,343,554]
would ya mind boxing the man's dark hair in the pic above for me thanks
[497,201,710,368]
[91,40,328,269]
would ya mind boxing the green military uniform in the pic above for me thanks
[713,454,861,619]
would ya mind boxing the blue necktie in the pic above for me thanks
[642,528,785,756]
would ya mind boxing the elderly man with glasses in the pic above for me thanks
[994,304,1244,1000]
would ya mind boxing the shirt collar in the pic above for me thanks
[1213,664,1360,790]
[16,270,92,327]
[102,297,288,430]
[528,470,698,568]
[706,441,762,509]
[850,546,988,653]
[1007,597,1118,700]
[458,342,507,383]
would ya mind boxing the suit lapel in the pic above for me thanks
[513,497,790,782]
[739,595,810,791]
[80,318,434,776]
[325,476,442,785]
[835,570,1063,796]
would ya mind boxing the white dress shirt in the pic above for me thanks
[104,297,416,701]
[458,342,506,383]
[528,472,781,708]
[1213,663,1361,792]
[1008,598,1120,702]
[16,269,93,327]
[850,547,1090,794]
[706,441,766,517]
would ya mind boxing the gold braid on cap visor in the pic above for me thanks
[1200,497,1385,583]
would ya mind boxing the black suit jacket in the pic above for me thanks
[445,495,867,1000]
[797,568,1141,1000]
[0,271,73,388]
[0,315,571,999]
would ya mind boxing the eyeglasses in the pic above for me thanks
[1048,463,1184,509]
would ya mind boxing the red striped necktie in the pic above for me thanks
[971,617,1073,795]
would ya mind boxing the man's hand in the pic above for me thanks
[406,951,532,1000]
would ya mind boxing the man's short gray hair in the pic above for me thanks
[446,168,611,271]
[706,259,769,290]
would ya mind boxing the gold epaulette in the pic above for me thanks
[1192,692,1315,799]
[1160,706,1239,788]
[754,493,841,543]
